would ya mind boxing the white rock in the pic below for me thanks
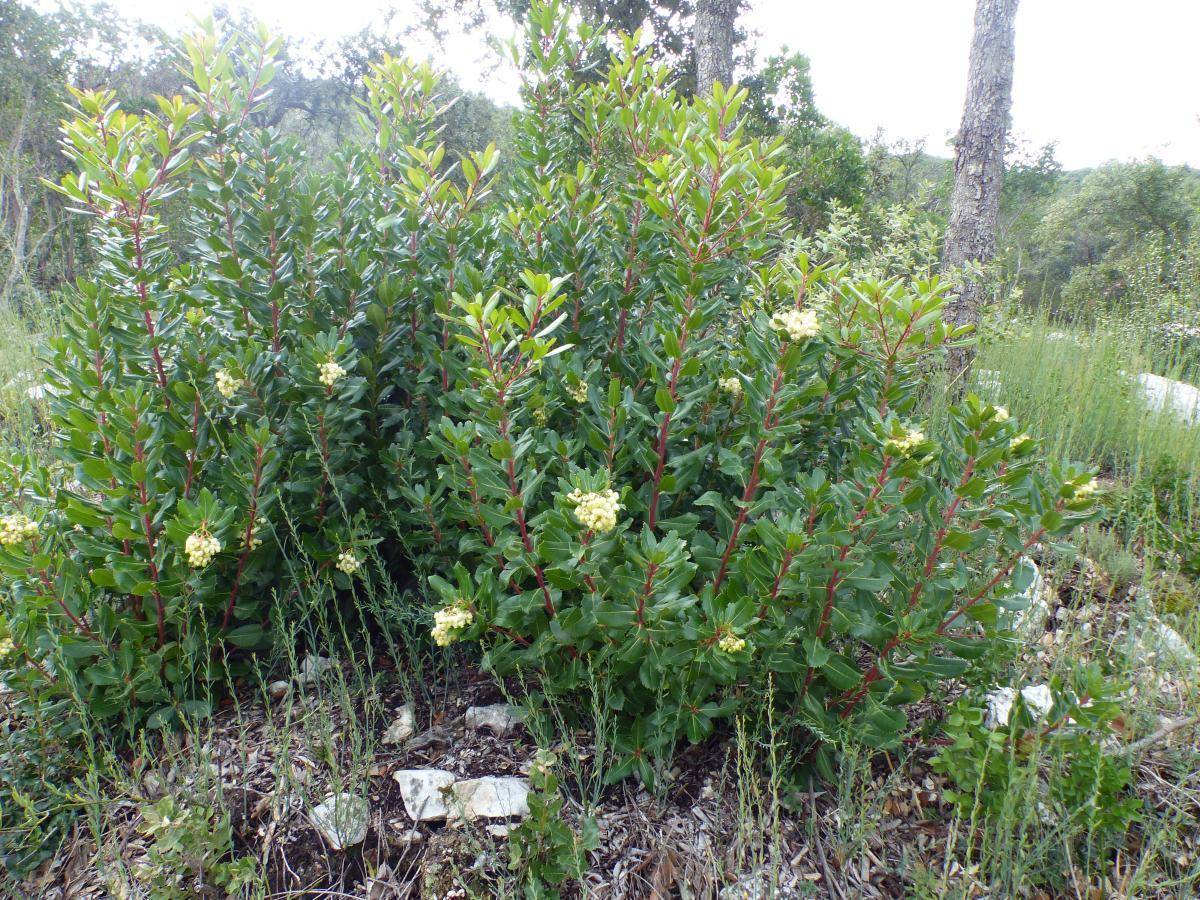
[298,654,335,684]
[392,769,456,821]
[464,704,522,736]
[719,872,805,899]
[1132,617,1199,671]
[1009,559,1051,637]
[1135,372,1200,426]
[984,683,1054,729]
[1020,684,1054,717]
[383,704,416,745]
[268,680,290,699]
[449,776,530,820]
[984,687,1017,728]
[309,793,369,850]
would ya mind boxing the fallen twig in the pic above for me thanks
[1118,714,1199,757]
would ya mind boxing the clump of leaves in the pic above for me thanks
[932,663,1141,856]
[0,25,376,734]
[508,749,598,897]
[136,795,258,898]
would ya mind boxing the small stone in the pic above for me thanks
[142,771,166,799]
[449,776,530,820]
[390,826,424,847]
[464,704,522,737]
[486,823,516,838]
[298,654,335,684]
[309,793,369,850]
[393,769,456,821]
[268,680,290,699]
[984,684,1053,729]
[383,704,417,745]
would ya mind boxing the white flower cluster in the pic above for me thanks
[569,488,621,534]
[0,513,38,548]
[185,527,221,568]
[215,369,243,399]
[990,405,1010,423]
[717,632,746,654]
[335,549,361,576]
[566,382,589,403]
[769,307,820,342]
[432,602,474,646]
[885,426,925,458]
[1010,432,1033,452]
[718,375,742,398]
[318,359,346,387]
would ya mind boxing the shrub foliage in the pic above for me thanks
[0,2,1097,775]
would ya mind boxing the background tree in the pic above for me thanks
[694,0,739,93]
[745,51,869,229]
[942,0,1020,369]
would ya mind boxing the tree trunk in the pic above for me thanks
[694,0,739,95]
[943,0,1020,374]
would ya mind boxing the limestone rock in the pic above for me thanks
[309,793,369,850]
[984,683,1053,729]
[464,703,522,737]
[1131,616,1199,671]
[298,653,335,684]
[268,680,290,699]
[449,776,530,820]
[1135,372,1200,425]
[383,704,416,745]
[393,769,456,821]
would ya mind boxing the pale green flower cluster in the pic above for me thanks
[215,369,243,399]
[1010,432,1033,452]
[242,516,267,550]
[569,488,621,533]
[991,405,1010,423]
[770,307,820,342]
[185,527,221,568]
[335,549,361,576]
[432,602,474,646]
[566,382,588,403]
[717,632,746,654]
[318,359,346,387]
[0,513,38,548]
[718,375,742,398]
[885,426,925,458]
[1072,477,1099,500]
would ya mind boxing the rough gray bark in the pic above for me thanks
[943,0,1020,372]
[694,0,739,95]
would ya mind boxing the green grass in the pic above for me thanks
[0,296,56,455]
[975,319,1200,484]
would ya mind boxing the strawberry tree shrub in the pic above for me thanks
[0,27,380,736]
[385,4,1101,782]
[0,1,1099,789]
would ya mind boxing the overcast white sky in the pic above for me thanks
[57,0,1200,170]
